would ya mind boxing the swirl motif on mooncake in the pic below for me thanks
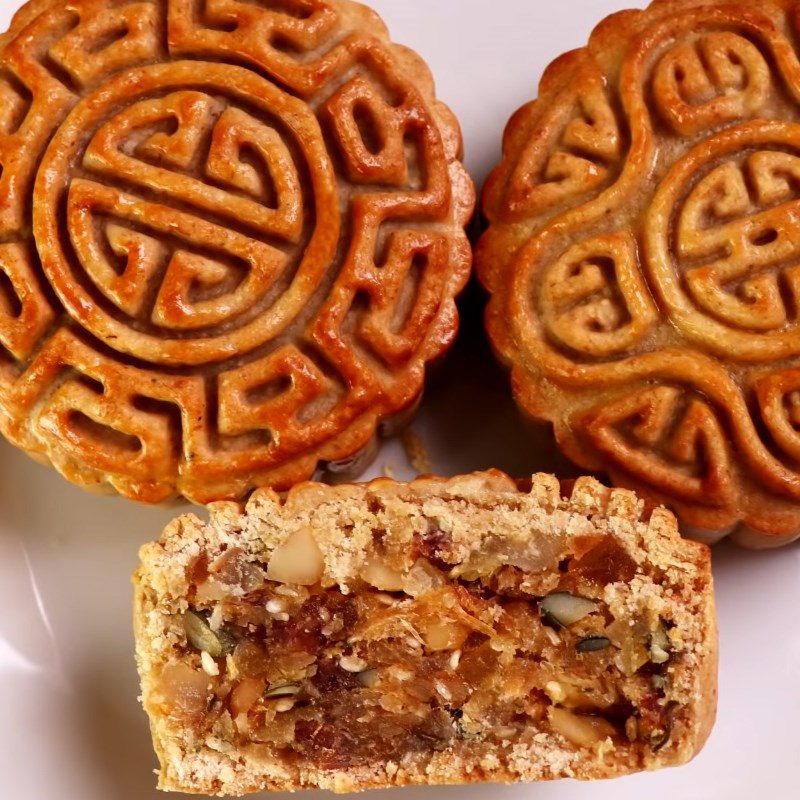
[0,0,473,502]
[478,0,800,546]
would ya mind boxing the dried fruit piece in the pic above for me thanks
[419,619,471,652]
[232,640,270,679]
[607,618,651,675]
[211,548,265,592]
[230,678,267,717]
[540,593,597,628]
[153,663,210,722]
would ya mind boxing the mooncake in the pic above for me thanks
[478,0,800,546]
[0,0,473,502]
[135,471,717,794]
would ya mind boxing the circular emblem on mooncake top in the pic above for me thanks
[0,0,474,503]
[478,0,800,546]
[35,62,337,366]
[647,121,800,361]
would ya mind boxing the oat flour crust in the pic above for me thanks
[478,0,800,547]
[135,471,717,795]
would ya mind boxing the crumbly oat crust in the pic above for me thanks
[478,0,800,547]
[135,471,717,795]
[0,0,473,503]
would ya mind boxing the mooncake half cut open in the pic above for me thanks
[134,471,717,794]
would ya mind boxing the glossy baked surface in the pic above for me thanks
[0,0,473,503]
[479,0,800,546]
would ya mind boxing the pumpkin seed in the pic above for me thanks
[264,683,302,699]
[650,702,678,752]
[184,611,226,657]
[576,635,612,653]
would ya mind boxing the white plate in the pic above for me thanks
[1,1,799,798]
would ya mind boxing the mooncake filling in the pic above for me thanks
[151,532,678,770]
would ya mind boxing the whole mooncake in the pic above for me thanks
[478,0,800,547]
[0,0,473,503]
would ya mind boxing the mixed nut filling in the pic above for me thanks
[152,530,680,769]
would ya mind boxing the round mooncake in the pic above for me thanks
[0,0,473,503]
[478,0,800,547]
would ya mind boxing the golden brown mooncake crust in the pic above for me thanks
[0,0,473,503]
[478,0,800,547]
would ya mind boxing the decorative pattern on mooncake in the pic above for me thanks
[478,0,800,546]
[0,0,473,502]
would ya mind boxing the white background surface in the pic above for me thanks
[0,1,798,799]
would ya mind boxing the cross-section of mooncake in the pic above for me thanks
[134,472,717,794]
